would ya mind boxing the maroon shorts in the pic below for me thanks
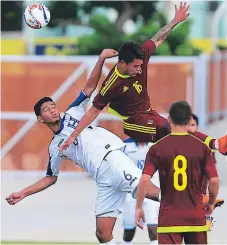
[158,231,207,244]
[123,110,170,143]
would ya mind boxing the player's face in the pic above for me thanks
[187,118,198,133]
[125,59,143,77]
[38,101,60,124]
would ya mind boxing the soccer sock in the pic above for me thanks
[150,240,158,244]
[215,139,219,150]
[102,238,116,244]
[120,240,133,245]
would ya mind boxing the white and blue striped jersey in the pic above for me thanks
[46,92,124,180]
[122,139,159,187]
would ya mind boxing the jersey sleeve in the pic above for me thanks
[143,146,158,176]
[65,91,90,120]
[204,146,218,179]
[189,131,215,150]
[46,146,62,177]
[141,40,156,64]
[93,75,118,110]
[66,90,89,113]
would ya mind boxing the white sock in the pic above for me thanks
[121,240,133,245]
[215,139,219,150]
[102,238,116,244]
[150,240,158,244]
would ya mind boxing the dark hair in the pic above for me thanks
[169,101,192,126]
[191,113,199,126]
[34,97,54,116]
[118,40,145,64]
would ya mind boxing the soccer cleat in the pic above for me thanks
[218,134,227,155]
[203,194,224,209]
[206,216,215,232]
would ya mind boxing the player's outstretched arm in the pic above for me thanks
[84,49,118,97]
[60,106,101,151]
[151,2,190,48]
[6,176,57,205]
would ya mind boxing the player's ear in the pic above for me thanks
[37,116,44,123]
[119,60,127,67]
[167,116,171,125]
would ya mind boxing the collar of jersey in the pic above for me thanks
[55,116,65,135]
[115,65,131,78]
[170,132,189,136]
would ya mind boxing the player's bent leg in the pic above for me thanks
[158,233,183,244]
[122,228,136,243]
[147,225,158,243]
[184,231,207,244]
[122,194,137,244]
[123,110,170,143]
[107,150,160,201]
[96,217,117,243]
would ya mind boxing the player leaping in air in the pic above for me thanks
[60,3,227,162]
[6,49,160,245]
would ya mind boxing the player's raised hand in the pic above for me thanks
[135,208,145,230]
[6,192,25,205]
[59,136,75,152]
[174,2,190,23]
[100,49,118,60]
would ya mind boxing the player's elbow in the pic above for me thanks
[209,176,219,186]
[47,176,58,185]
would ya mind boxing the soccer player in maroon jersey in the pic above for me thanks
[60,3,227,154]
[135,101,219,244]
[188,114,224,231]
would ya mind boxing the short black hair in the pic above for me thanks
[191,113,199,126]
[169,101,192,126]
[34,97,54,116]
[118,40,145,64]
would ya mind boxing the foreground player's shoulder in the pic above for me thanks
[99,66,125,97]
[141,40,156,58]
[188,133,211,149]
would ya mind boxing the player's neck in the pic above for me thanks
[47,122,61,134]
[171,125,188,134]
[116,63,127,76]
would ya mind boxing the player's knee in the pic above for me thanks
[96,227,113,243]
[147,225,158,241]
[123,228,136,242]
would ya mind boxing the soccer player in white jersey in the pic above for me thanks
[6,49,160,245]
[121,139,159,245]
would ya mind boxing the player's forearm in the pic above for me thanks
[71,106,101,139]
[21,176,57,197]
[151,19,179,45]
[136,177,149,209]
[84,57,106,97]
[208,177,219,205]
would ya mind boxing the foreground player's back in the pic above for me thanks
[147,133,217,228]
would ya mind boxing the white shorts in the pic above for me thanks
[123,193,160,229]
[95,150,141,218]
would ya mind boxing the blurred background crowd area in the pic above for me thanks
[1,0,227,56]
